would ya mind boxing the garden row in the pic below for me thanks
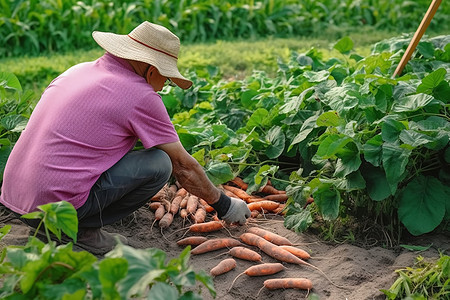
[2,0,449,57]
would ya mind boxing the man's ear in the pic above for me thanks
[146,65,157,81]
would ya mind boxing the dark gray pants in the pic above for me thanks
[19,148,172,229]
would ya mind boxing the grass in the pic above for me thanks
[0,27,447,95]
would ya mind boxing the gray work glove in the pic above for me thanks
[221,197,251,225]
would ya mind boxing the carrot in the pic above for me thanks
[246,227,292,246]
[170,195,184,215]
[240,233,344,288]
[198,198,214,213]
[263,278,313,290]
[250,210,260,218]
[189,221,224,233]
[263,194,288,202]
[179,208,188,219]
[228,263,285,291]
[186,195,199,214]
[150,184,169,202]
[169,184,178,195]
[193,205,207,223]
[149,202,162,211]
[246,197,266,203]
[247,201,279,212]
[279,245,311,260]
[154,205,166,221]
[223,189,240,199]
[159,212,174,228]
[179,194,189,209]
[176,236,208,246]
[230,177,248,190]
[273,204,286,215]
[260,184,283,195]
[210,258,236,276]
[175,187,188,198]
[222,185,251,200]
[191,238,242,255]
[229,246,262,262]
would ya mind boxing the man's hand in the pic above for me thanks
[221,197,251,225]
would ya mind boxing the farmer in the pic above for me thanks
[0,21,251,254]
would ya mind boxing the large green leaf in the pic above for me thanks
[391,93,435,112]
[0,72,22,91]
[322,84,359,114]
[316,134,353,159]
[382,142,411,193]
[147,282,179,300]
[22,201,78,242]
[284,204,313,233]
[265,126,285,159]
[316,111,342,127]
[313,184,340,220]
[99,258,128,299]
[246,108,269,128]
[361,164,392,201]
[0,224,11,241]
[363,134,383,167]
[205,162,234,185]
[0,115,28,132]
[398,176,447,236]
[381,118,406,143]
[416,68,446,94]
[333,36,354,54]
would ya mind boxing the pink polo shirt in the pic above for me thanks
[0,53,179,214]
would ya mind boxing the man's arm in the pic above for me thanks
[156,141,250,224]
[156,141,221,205]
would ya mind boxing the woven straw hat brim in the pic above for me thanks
[92,31,192,89]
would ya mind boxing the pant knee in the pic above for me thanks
[150,149,172,183]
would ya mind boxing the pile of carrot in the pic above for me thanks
[175,225,320,296]
[148,176,300,230]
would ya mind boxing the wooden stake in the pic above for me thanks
[392,0,442,78]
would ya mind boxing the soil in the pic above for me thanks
[1,205,449,300]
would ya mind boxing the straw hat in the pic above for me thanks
[92,21,192,89]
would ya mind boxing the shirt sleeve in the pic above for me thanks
[128,91,179,149]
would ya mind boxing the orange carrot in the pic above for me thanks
[198,198,214,213]
[247,201,279,212]
[193,205,207,223]
[149,202,162,211]
[246,197,266,203]
[179,208,188,219]
[250,210,260,218]
[263,194,288,202]
[230,177,248,190]
[189,221,224,233]
[273,204,286,215]
[224,189,240,199]
[159,212,173,228]
[176,236,208,246]
[246,227,292,246]
[191,238,242,255]
[240,232,302,264]
[247,227,293,246]
[228,263,285,291]
[169,184,178,195]
[260,184,283,195]
[240,233,343,288]
[175,187,188,198]
[222,185,251,200]
[229,246,262,262]
[170,195,184,215]
[210,258,237,276]
[154,205,166,221]
[186,195,199,214]
[179,194,189,209]
[279,245,311,260]
[263,278,313,290]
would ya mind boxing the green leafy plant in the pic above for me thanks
[0,72,35,181]
[167,34,449,241]
[0,201,216,299]
[381,254,450,299]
